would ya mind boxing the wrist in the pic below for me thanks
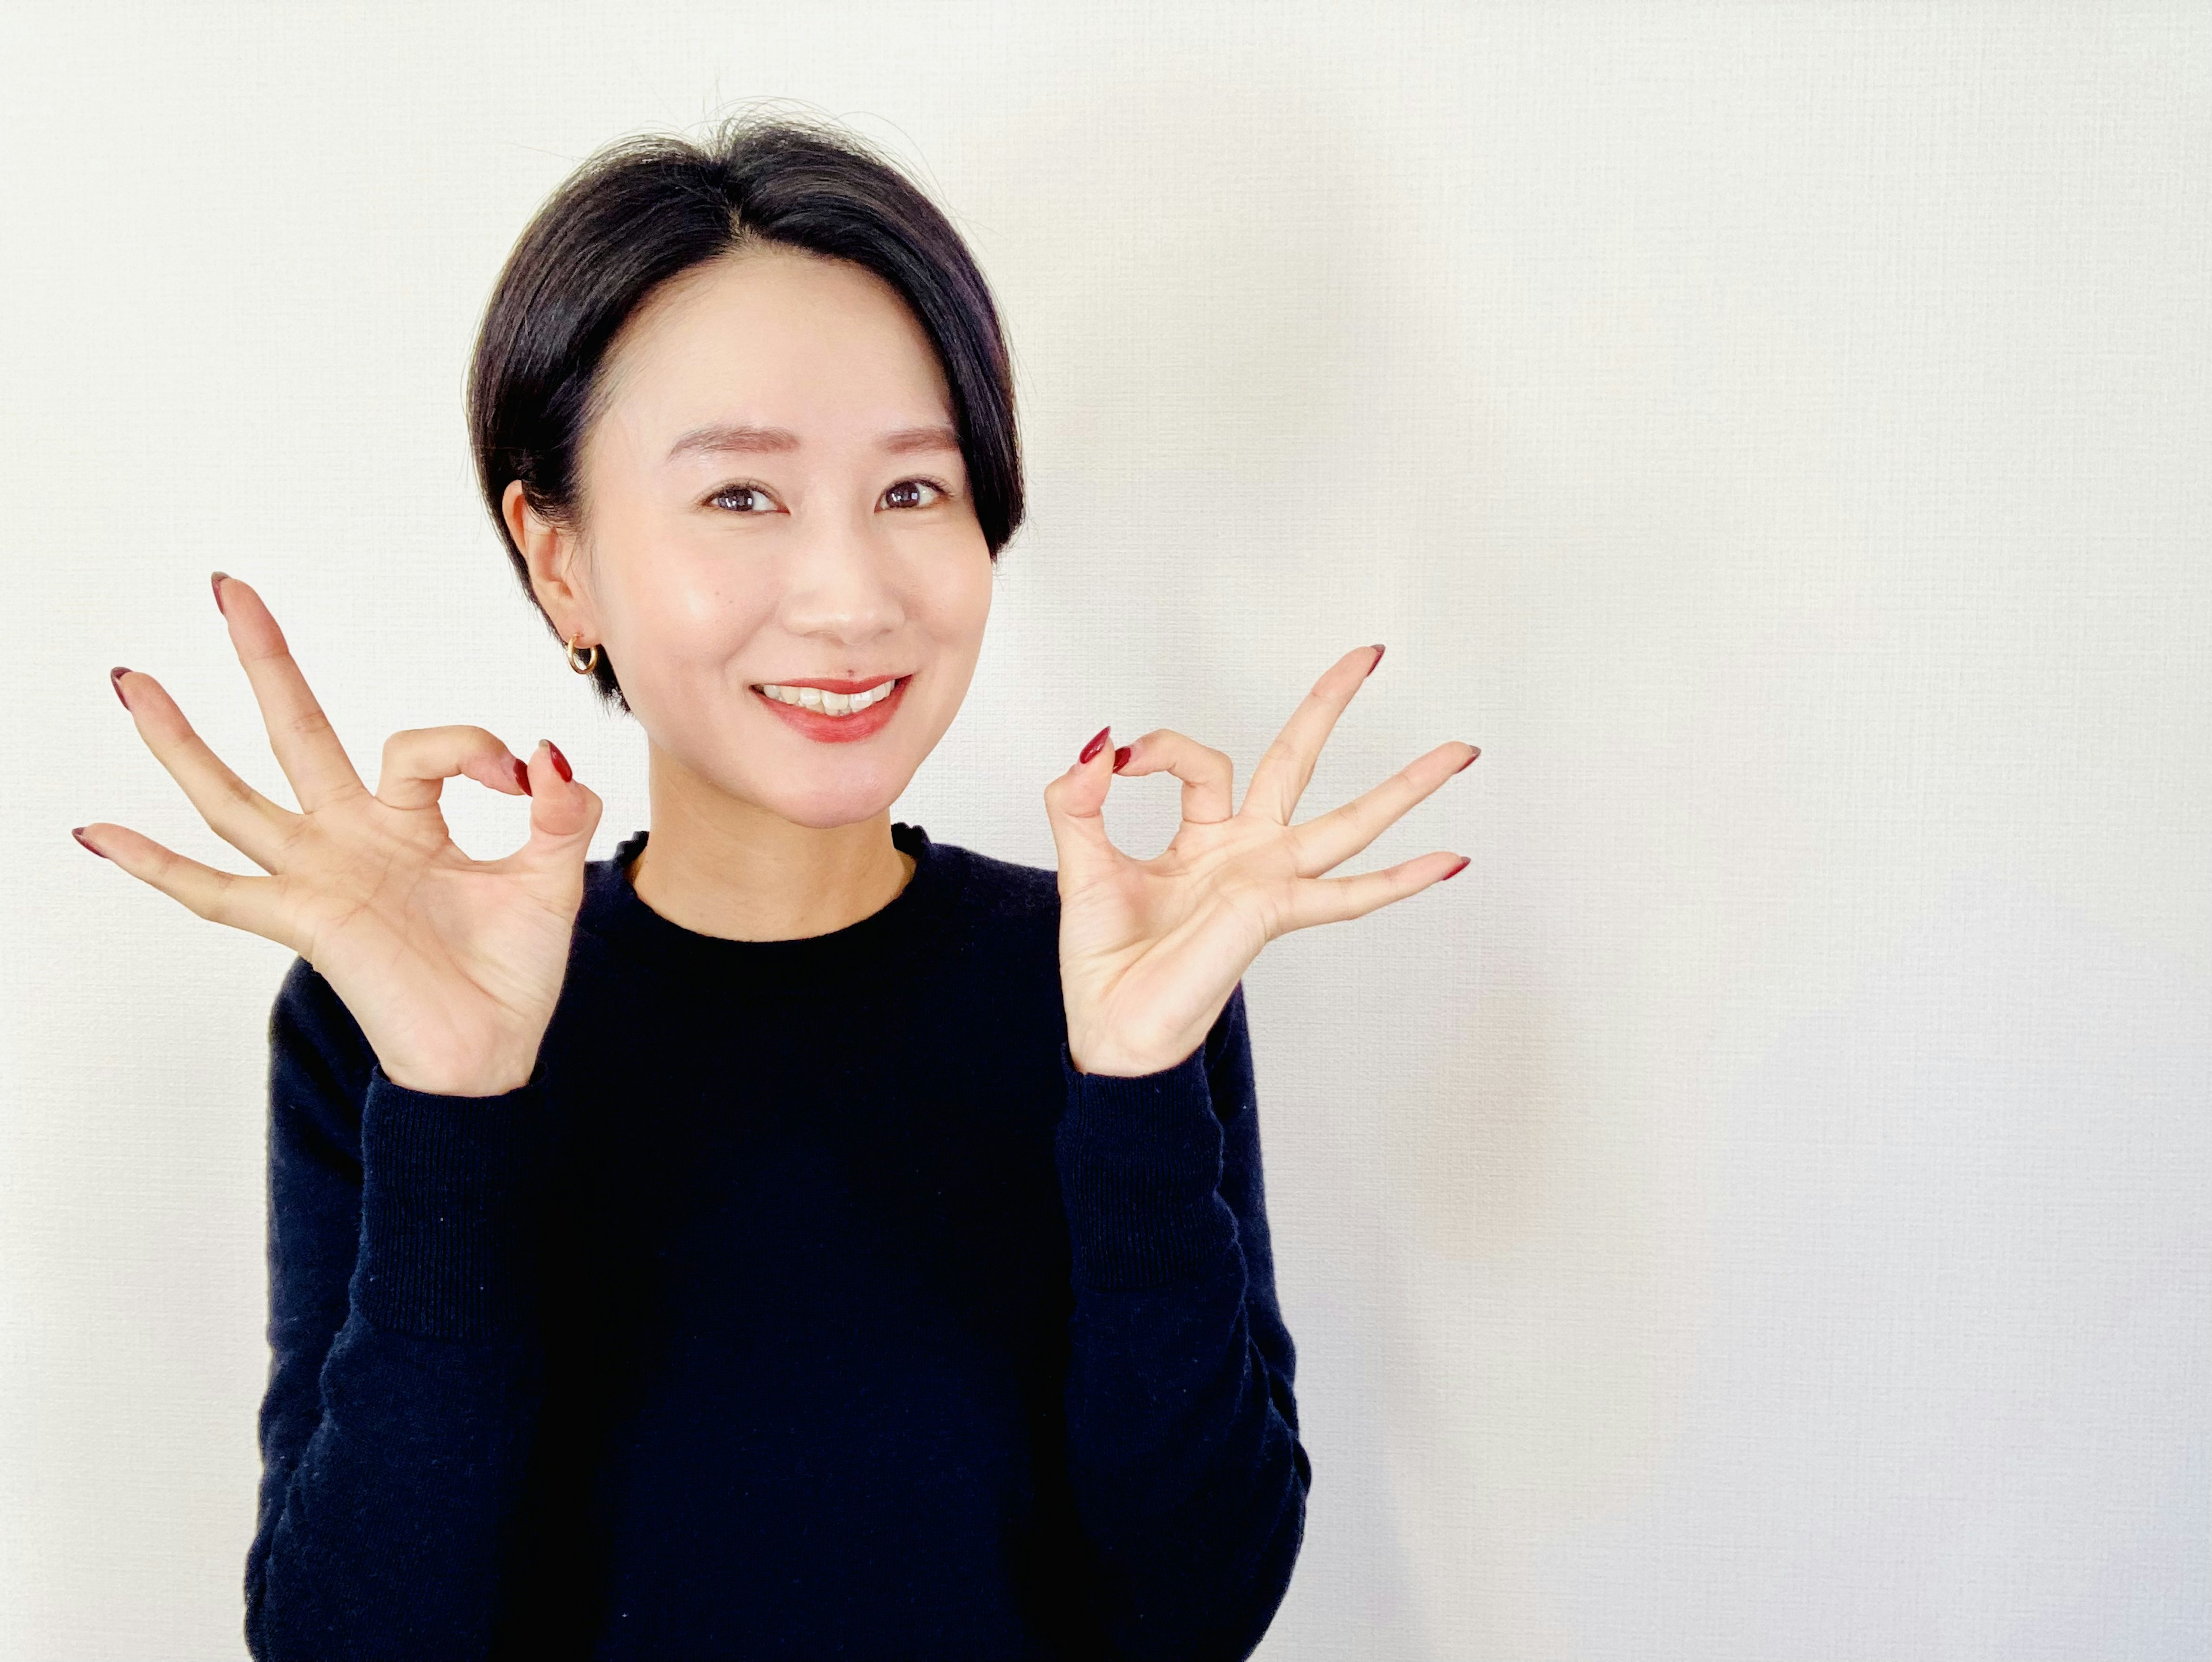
[1066,1038,1202,1078]
[381,1054,540,1099]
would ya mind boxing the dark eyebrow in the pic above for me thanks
[664,422,961,462]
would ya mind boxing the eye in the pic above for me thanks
[882,477,952,511]
[706,482,781,514]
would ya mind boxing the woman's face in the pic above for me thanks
[538,243,994,830]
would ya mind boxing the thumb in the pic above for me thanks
[1043,724,1120,886]
[515,739,602,870]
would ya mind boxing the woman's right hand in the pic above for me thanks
[77,572,604,1097]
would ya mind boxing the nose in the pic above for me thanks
[778,500,906,650]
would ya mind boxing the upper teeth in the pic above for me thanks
[755,677,899,715]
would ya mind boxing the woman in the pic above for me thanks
[76,113,1477,1660]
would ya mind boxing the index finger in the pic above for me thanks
[211,573,368,814]
[1239,643,1385,824]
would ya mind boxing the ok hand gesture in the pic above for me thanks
[1043,643,1477,1077]
[75,574,603,1097]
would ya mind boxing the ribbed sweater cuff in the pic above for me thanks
[354,1060,549,1341]
[1056,1039,1236,1290]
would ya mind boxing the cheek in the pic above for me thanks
[616,548,778,667]
[914,538,995,646]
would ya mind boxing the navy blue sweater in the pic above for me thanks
[245,820,1309,1660]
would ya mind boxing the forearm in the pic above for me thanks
[249,1063,552,1661]
[1055,1016,1309,1660]
[248,1318,546,1659]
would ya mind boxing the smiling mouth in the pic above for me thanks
[749,675,908,717]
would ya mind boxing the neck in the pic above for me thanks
[627,742,917,942]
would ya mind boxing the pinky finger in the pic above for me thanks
[71,821,289,942]
[1280,851,1470,932]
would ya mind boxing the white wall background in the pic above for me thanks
[3,3,2206,1656]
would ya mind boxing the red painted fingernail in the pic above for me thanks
[1365,644,1386,678]
[72,827,108,860]
[1441,855,1471,881]
[1078,725,1111,765]
[1112,744,1131,772]
[1454,745,1480,773]
[109,667,131,710]
[546,741,572,782]
[512,756,533,795]
[210,571,229,616]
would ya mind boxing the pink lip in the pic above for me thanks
[751,675,910,744]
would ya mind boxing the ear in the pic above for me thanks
[503,479,596,647]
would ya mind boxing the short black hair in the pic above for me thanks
[467,108,1025,714]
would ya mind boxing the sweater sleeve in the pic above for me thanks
[244,955,552,1662]
[1054,980,1313,1661]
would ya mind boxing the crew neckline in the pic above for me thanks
[577,820,960,984]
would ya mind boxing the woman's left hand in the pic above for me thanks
[1044,643,1479,1077]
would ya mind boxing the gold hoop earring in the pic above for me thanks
[566,633,600,675]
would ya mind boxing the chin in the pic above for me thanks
[772,800,907,832]
[756,768,913,831]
